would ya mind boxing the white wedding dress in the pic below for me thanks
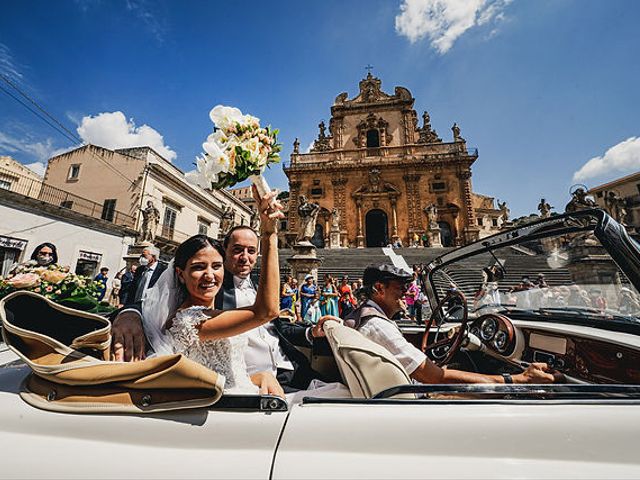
[168,306,351,402]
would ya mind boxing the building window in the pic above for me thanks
[310,187,323,197]
[101,199,117,222]
[198,221,209,235]
[492,218,498,227]
[313,179,320,186]
[280,220,287,231]
[0,179,11,190]
[597,191,603,198]
[431,182,446,192]
[477,218,484,226]
[366,129,380,148]
[68,164,81,180]
[162,206,177,239]
[60,200,74,209]
[636,184,640,194]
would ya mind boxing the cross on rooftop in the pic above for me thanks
[365,64,374,74]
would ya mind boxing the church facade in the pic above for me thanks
[283,74,503,248]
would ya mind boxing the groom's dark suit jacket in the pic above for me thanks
[214,269,327,390]
[121,262,168,314]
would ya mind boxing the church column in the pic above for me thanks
[331,176,347,245]
[457,170,479,244]
[403,173,422,234]
[390,196,399,243]
[355,198,365,248]
[288,180,302,245]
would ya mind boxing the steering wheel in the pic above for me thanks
[421,289,470,366]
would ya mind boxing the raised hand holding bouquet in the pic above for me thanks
[186,105,282,201]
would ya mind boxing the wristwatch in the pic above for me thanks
[502,373,513,384]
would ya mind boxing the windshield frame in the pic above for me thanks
[424,209,640,326]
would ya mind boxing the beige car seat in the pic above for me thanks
[322,320,413,399]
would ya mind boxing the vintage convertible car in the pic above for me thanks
[1,209,640,479]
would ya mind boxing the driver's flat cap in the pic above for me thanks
[363,263,413,286]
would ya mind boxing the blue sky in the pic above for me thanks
[1,0,639,218]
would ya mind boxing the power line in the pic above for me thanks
[0,73,137,187]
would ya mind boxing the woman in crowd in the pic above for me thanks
[338,276,356,318]
[30,242,58,266]
[299,274,317,319]
[109,272,122,307]
[280,275,296,313]
[321,275,339,317]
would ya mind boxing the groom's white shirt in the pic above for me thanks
[233,275,294,376]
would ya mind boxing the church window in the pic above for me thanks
[366,129,380,148]
[431,181,446,192]
[313,179,320,185]
[310,187,323,197]
[101,199,117,222]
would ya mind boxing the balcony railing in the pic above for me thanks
[0,167,136,229]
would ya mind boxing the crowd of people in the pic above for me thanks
[279,274,362,324]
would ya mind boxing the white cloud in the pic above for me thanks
[0,43,24,81]
[76,111,177,161]
[24,161,46,177]
[395,0,512,54]
[573,137,640,182]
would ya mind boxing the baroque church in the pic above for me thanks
[283,73,504,248]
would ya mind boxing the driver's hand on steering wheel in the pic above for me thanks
[516,362,562,383]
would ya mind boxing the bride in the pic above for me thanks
[142,188,349,401]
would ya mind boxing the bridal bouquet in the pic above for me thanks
[0,262,113,313]
[187,105,282,197]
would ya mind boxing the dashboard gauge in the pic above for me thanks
[481,318,498,341]
[494,330,508,352]
[470,326,481,338]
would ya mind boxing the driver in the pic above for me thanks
[343,264,559,384]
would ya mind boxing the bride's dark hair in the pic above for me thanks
[175,235,225,270]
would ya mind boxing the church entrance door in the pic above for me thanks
[438,221,453,247]
[365,209,388,247]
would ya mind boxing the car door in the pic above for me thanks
[273,400,640,479]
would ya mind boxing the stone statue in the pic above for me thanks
[424,204,438,229]
[318,121,327,139]
[250,206,260,230]
[565,188,597,213]
[293,137,300,154]
[538,198,553,218]
[331,208,340,230]
[605,191,628,225]
[422,111,431,128]
[369,168,381,193]
[497,200,510,221]
[452,122,464,142]
[220,205,235,236]
[140,200,160,242]
[297,195,321,244]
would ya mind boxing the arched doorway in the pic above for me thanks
[438,221,453,247]
[365,209,388,247]
[311,223,325,248]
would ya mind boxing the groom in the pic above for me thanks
[218,226,327,392]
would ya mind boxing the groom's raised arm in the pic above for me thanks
[109,301,147,362]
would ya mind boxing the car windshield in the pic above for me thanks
[429,221,640,328]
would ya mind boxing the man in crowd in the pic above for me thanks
[217,225,327,391]
[94,267,109,301]
[110,246,166,361]
[344,263,559,385]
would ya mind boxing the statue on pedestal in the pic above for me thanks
[538,198,553,218]
[250,206,260,230]
[497,200,510,222]
[297,195,321,244]
[605,191,628,225]
[220,205,235,236]
[424,203,439,229]
[140,200,160,243]
[293,138,300,154]
[565,187,597,213]
[331,208,340,230]
[452,122,464,142]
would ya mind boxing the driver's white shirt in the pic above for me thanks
[232,275,294,376]
[357,300,426,375]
